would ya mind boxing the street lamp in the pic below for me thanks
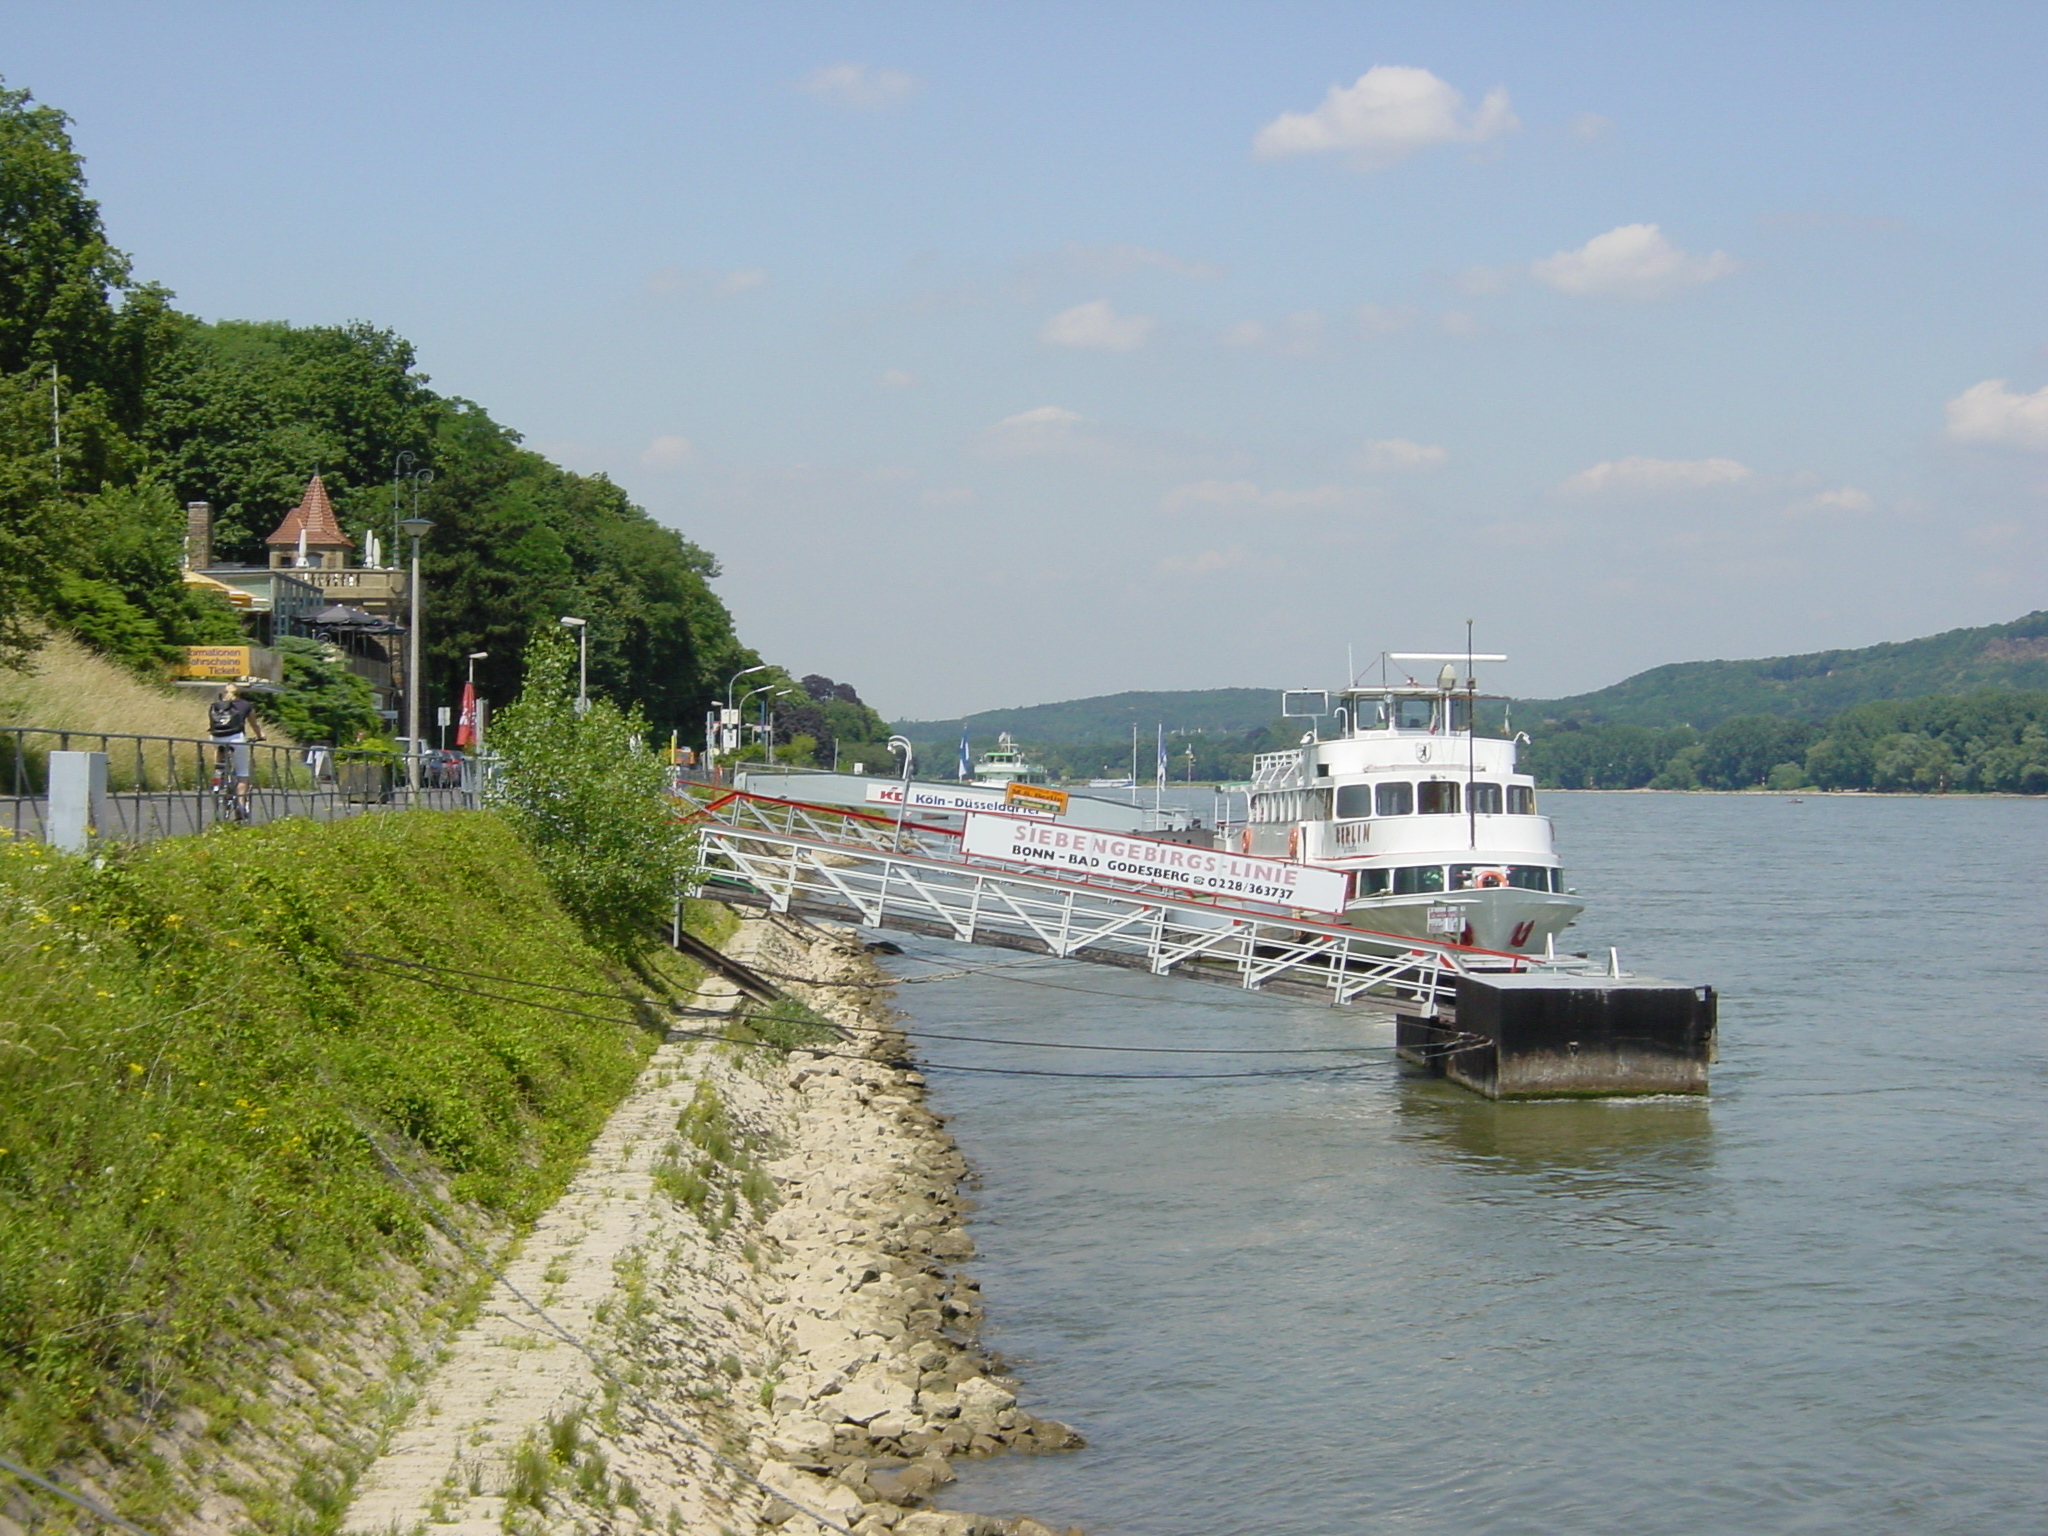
[887,735,915,849]
[742,684,800,767]
[398,514,433,795]
[712,663,771,778]
[558,616,588,713]
[467,650,489,685]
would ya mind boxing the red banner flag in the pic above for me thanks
[456,681,479,748]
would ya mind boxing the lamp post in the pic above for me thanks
[389,450,417,565]
[558,616,589,713]
[467,650,489,686]
[887,735,914,849]
[398,514,433,794]
[736,682,787,761]
[714,663,770,778]
[754,684,799,766]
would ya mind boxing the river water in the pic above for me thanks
[882,792,2047,1536]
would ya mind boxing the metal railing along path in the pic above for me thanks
[680,791,1588,1014]
[1,726,481,844]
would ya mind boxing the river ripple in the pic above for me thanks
[885,792,2048,1536]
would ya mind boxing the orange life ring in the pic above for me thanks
[1475,868,1509,889]
[1287,827,1300,861]
[1240,828,1252,855]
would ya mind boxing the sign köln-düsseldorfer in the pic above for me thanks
[962,813,1349,912]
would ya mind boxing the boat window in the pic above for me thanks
[1395,698,1436,730]
[1418,781,1460,815]
[1355,868,1389,896]
[1335,783,1374,819]
[1375,782,1412,816]
[1392,865,1445,895]
[1467,782,1502,815]
[1352,700,1388,732]
[1511,866,1554,891]
[1507,784,1536,815]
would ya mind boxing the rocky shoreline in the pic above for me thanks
[340,909,1082,1536]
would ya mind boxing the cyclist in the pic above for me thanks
[206,683,266,819]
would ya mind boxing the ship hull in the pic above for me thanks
[1340,888,1583,953]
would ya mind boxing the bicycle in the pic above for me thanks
[208,740,251,824]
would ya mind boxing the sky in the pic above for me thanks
[11,2,2048,718]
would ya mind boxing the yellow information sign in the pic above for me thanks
[1004,782,1070,815]
[177,646,252,680]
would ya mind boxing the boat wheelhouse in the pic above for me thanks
[1233,653,1580,952]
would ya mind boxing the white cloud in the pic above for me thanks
[1064,243,1223,281]
[1358,438,1447,473]
[1786,487,1874,516]
[1356,302,1420,335]
[1944,379,2048,450]
[1253,65,1519,170]
[1560,456,1752,495]
[1159,547,1257,577]
[1041,300,1155,352]
[798,62,921,110]
[1453,264,1516,296]
[1220,311,1323,355]
[1159,479,1351,512]
[985,405,1091,455]
[1570,112,1615,143]
[645,266,767,297]
[878,369,916,388]
[1531,224,1737,299]
[639,435,695,470]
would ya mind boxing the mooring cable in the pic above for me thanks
[342,954,1410,1076]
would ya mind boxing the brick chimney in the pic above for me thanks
[184,501,212,571]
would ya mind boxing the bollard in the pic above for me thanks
[47,750,109,853]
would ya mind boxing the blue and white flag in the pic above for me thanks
[958,730,972,782]
[1156,723,1167,789]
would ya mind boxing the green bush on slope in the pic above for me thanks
[0,811,691,1495]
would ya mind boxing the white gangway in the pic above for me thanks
[680,789,1601,1016]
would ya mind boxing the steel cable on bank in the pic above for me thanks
[0,1450,161,1535]
[343,1112,867,1536]
[342,953,1413,1078]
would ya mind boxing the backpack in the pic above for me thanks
[208,700,238,734]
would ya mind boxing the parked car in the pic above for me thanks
[421,749,466,788]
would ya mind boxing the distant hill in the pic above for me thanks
[897,610,2048,744]
[1519,610,2048,727]
[897,687,1282,746]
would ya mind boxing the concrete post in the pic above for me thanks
[47,750,108,853]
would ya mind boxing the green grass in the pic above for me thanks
[0,810,714,1526]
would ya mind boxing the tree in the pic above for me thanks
[485,624,694,954]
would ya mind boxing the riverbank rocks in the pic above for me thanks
[337,910,1082,1536]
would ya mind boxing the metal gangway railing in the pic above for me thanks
[1,725,482,845]
[677,788,1587,1014]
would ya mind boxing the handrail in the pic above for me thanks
[1,724,481,844]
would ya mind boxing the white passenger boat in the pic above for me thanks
[1232,654,1581,953]
[972,732,1053,786]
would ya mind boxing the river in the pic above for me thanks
[883,791,2047,1536]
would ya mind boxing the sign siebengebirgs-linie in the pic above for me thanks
[962,813,1349,912]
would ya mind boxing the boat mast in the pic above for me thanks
[1466,618,1477,851]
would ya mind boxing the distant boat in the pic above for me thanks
[972,732,1053,786]
[1089,776,1135,789]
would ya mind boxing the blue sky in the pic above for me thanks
[12,3,2048,716]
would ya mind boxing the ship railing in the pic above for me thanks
[1250,752,1305,790]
